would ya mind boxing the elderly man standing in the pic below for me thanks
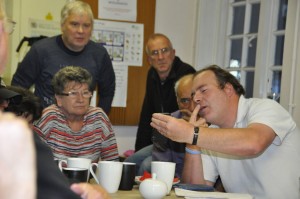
[151,65,300,199]
[12,0,115,114]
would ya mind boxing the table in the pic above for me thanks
[110,185,179,199]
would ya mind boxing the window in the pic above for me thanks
[266,0,288,102]
[195,0,299,123]
[225,0,287,102]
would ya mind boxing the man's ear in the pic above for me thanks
[147,56,152,65]
[224,83,234,96]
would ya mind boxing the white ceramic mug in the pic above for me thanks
[151,161,176,194]
[90,161,123,193]
[58,157,92,181]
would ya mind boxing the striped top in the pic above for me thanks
[33,105,119,162]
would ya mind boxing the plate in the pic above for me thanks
[135,176,180,185]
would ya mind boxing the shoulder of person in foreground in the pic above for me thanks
[0,112,36,199]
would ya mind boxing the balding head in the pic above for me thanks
[174,74,194,110]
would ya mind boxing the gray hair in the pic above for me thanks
[174,74,194,97]
[60,0,94,27]
[145,33,173,55]
[52,66,94,94]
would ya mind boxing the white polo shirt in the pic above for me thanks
[202,95,300,199]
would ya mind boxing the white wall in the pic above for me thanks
[113,125,137,156]
[155,0,198,66]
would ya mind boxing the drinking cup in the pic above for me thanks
[90,161,123,193]
[118,162,136,190]
[62,167,89,183]
[58,157,92,181]
[151,161,176,194]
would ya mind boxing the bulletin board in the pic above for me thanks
[83,0,156,125]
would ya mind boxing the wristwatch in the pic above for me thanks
[192,127,199,145]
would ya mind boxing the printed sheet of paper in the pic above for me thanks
[98,0,137,22]
[28,18,61,37]
[92,19,144,66]
[111,63,128,107]
[90,63,128,108]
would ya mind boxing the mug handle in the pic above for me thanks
[89,163,99,184]
[58,160,67,172]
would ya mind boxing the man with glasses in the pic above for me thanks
[11,1,115,114]
[135,33,195,152]
[125,33,195,175]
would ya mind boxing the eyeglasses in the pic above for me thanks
[59,91,92,99]
[150,47,171,57]
[179,98,191,104]
[3,18,16,34]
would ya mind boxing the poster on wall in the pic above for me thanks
[92,19,144,67]
[28,18,61,37]
[111,63,128,107]
[98,0,137,22]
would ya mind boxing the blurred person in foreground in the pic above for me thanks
[0,1,110,198]
[0,1,36,198]
[151,65,300,199]
[12,0,115,114]
[34,66,119,162]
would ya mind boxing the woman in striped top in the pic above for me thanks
[33,66,119,162]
